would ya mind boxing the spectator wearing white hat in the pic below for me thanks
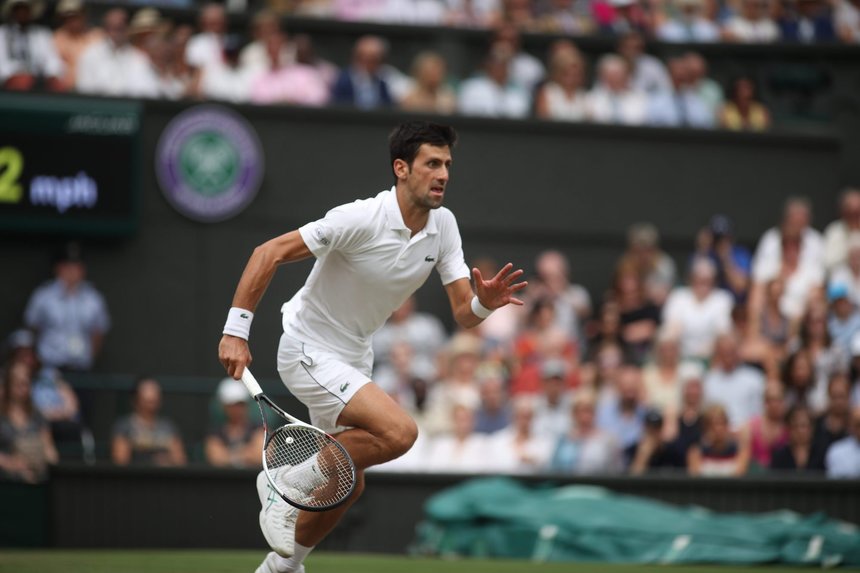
[827,282,860,359]
[52,0,102,91]
[0,0,63,90]
[205,377,264,468]
[658,0,721,41]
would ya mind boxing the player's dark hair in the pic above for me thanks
[389,121,457,180]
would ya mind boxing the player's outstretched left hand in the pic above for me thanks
[472,263,528,310]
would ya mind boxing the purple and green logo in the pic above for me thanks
[156,105,263,223]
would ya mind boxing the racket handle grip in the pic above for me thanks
[240,368,264,397]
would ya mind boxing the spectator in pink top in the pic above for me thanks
[251,32,329,106]
[742,381,789,469]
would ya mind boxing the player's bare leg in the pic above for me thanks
[294,383,417,547]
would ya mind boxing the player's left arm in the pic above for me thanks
[444,263,527,329]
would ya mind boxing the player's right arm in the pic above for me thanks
[219,230,313,379]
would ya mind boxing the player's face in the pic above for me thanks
[401,144,452,211]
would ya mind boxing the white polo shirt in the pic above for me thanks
[282,187,470,366]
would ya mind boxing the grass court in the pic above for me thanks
[0,550,827,573]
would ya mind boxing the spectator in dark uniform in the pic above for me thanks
[331,35,392,109]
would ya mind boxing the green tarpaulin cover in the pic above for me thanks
[414,478,860,567]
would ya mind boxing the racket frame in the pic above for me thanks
[240,368,357,512]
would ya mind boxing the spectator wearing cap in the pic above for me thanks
[75,8,159,97]
[692,215,751,303]
[722,0,780,41]
[823,188,860,273]
[205,377,264,468]
[827,282,860,359]
[332,35,394,110]
[24,244,110,372]
[629,408,685,474]
[0,0,63,90]
[749,197,824,321]
[778,0,837,42]
[458,43,530,118]
[52,0,102,91]
[703,334,765,431]
[647,55,715,128]
[658,0,720,41]
[825,406,860,478]
[662,258,733,362]
[532,359,574,442]
[111,377,186,466]
[596,364,647,464]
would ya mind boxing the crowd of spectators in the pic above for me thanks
[4,192,860,482]
[13,0,859,129]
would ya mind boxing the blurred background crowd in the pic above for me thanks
[4,0,859,127]
[4,192,860,482]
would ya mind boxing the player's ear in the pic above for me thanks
[393,158,410,181]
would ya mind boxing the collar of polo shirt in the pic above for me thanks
[383,186,439,235]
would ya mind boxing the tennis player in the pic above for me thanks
[218,121,527,573]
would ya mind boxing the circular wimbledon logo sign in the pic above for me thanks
[156,105,264,223]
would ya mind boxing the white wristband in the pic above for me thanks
[470,296,493,320]
[223,307,254,340]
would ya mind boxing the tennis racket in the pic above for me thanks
[239,368,357,512]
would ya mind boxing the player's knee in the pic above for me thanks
[385,416,418,460]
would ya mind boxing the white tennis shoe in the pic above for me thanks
[254,551,306,573]
[256,470,299,558]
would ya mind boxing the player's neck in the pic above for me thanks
[395,186,429,236]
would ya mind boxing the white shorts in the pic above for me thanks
[276,332,372,434]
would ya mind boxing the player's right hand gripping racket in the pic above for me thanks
[239,368,356,512]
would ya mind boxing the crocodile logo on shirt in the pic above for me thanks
[425,255,436,262]
[339,382,350,393]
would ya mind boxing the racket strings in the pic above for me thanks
[265,425,354,509]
